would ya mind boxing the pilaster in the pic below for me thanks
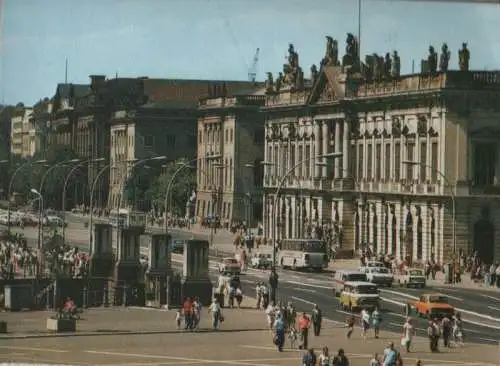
[334,121,341,178]
[375,202,383,254]
[342,120,351,178]
[314,122,321,178]
[322,121,329,177]
[395,202,402,260]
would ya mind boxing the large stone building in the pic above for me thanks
[263,35,500,264]
[108,78,261,211]
[196,90,266,227]
[10,106,34,157]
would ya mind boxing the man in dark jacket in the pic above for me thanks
[311,304,322,336]
[269,268,279,303]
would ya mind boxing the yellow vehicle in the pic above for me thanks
[339,281,380,312]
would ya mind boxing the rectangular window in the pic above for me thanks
[298,145,303,177]
[384,144,391,181]
[420,141,427,182]
[406,142,415,180]
[394,142,401,181]
[375,144,381,181]
[367,144,373,180]
[305,145,311,177]
[357,144,364,179]
[290,145,296,177]
[431,142,438,183]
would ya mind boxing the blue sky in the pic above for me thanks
[1,0,499,106]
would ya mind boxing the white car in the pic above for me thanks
[250,253,273,269]
[218,257,241,275]
[397,268,426,288]
[44,215,66,227]
[364,267,394,287]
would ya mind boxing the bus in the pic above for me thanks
[109,209,147,228]
[278,239,328,271]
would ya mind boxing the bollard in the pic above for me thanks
[122,284,128,307]
[82,286,88,308]
[103,286,109,307]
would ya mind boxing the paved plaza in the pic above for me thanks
[0,307,498,365]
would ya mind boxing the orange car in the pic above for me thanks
[412,293,455,319]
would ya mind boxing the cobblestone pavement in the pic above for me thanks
[0,307,498,365]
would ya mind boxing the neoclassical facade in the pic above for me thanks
[263,37,500,264]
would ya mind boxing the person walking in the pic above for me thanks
[311,304,322,336]
[402,318,415,353]
[298,312,311,349]
[269,267,279,303]
[273,313,286,352]
[372,307,382,339]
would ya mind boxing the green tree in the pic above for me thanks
[148,160,196,215]
[123,163,163,212]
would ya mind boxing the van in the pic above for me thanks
[339,281,381,311]
[333,270,368,296]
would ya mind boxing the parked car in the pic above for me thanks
[218,257,241,275]
[364,266,394,287]
[397,268,426,288]
[250,252,273,269]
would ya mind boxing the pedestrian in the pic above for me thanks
[345,314,355,339]
[175,310,182,330]
[268,267,279,303]
[182,297,193,330]
[311,304,322,336]
[265,301,276,331]
[255,281,263,309]
[298,312,311,349]
[301,348,317,366]
[273,313,286,352]
[318,346,331,366]
[441,315,452,348]
[332,348,349,366]
[382,342,398,366]
[401,318,415,353]
[208,298,222,330]
[361,308,370,338]
[370,353,381,366]
[372,307,382,339]
[427,319,440,352]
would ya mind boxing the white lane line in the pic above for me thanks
[487,305,500,311]
[85,350,275,366]
[482,294,500,301]
[286,280,331,290]
[293,287,317,293]
[381,289,500,325]
[291,296,316,305]
[0,345,68,353]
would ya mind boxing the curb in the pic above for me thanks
[0,327,269,340]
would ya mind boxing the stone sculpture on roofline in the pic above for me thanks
[458,42,470,71]
[281,43,305,92]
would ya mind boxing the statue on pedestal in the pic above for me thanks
[384,53,392,80]
[310,64,319,85]
[427,46,438,74]
[282,43,304,91]
[322,36,339,66]
[265,72,274,93]
[439,43,451,72]
[276,72,283,92]
[342,33,360,69]
[458,43,470,71]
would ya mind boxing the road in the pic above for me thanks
[6,214,500,347]
[170,258,500,348]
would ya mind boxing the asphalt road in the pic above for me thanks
[170,259,500,347]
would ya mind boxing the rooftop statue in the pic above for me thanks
[282,43,304,91]
[458,43,470,71]
[384,52,392,80]
[439,43,451,72]
[342,33,360,69]
[265,72,274,93]
[427,46,438,74]
[322,36,339,66]
[391,51,401,78]
[310,64,319,85]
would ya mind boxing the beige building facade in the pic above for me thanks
[11,107,35,157]
[263,38,500,264]
[196,93,265,226]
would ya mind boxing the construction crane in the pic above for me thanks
[248,48,260,83]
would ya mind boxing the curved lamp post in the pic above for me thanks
[30,188,43,251]
[7,159,47,231]
[269,152,343,267]
[89,163,113,251]
[62,158,104,243]
[402,160,456,259]
[164,155,221,234]
[39,159,81,199]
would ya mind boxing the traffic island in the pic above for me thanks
[46,317,76,332]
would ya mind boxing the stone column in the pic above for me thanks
[114,226,143,284]
[342,119,351,178]
[376,202,383,254]
[413,207,419,262]
[89,223,114,278]
[334,120,341,178]
[181,240,212,306]
[285,197,290,239]
[387,206,393,255]
[314,121,321,178]
[322,121,329,177]
[291,195,296,238]
[395,203,402,260]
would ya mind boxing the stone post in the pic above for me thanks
[114,226,143,305]
[89,223,114,279]
[180,239,212,306]
[145,234,172,307]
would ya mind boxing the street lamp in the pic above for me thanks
[402,160,456,259]
[39,159,81,200]
[164,154,221,234]
[62,158,104,243]
[268,152,343,267]
[7,159,47,231]
[30,188,43,251]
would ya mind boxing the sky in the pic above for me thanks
[1,0,499,106]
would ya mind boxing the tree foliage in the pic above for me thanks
[124,160,196,214]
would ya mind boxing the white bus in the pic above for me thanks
[109,209,147,228]
[278,239,328,271]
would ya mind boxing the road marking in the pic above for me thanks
[381,289,500,325]
[286,280,331,290]
[488,305,500,311]
[85,350,277,366]
[483,294,500,301]
[0,345,68,353]
[293,287,317,293]
[291,296,316,305]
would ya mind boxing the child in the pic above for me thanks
[369,353,381,366]
[346,315,355,339]
[175,310,182,329]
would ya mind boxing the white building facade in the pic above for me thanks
[263,43,500,265]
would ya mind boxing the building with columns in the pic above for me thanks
[263,36,500,264]
[196,90,266,227]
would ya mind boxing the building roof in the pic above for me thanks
[55,83,90,99]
